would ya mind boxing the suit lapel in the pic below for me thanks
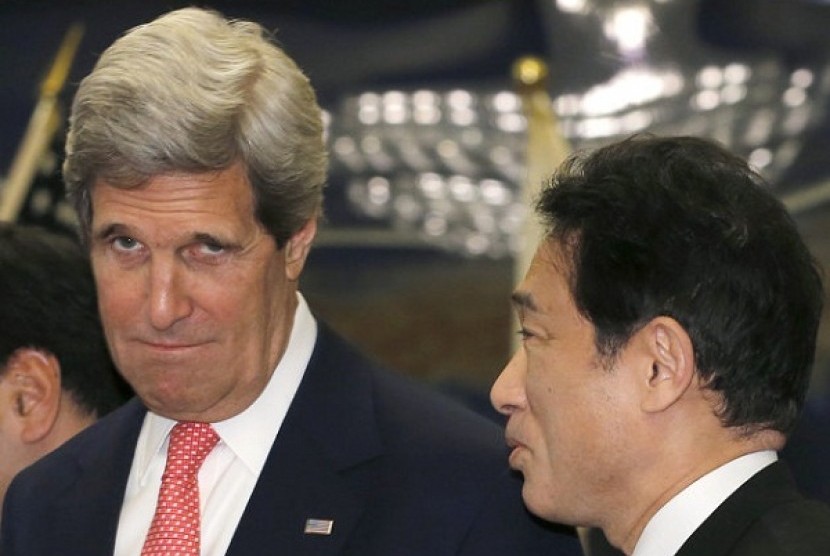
[48,399,146,555]
[226,325,383,555]
[676,462,801,556]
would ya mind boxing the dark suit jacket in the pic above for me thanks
[1,324,580,555]
[676,461,830,556]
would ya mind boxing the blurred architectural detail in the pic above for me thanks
[2,1,829,258]
[330,0,830,257]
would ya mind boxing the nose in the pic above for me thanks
[148,257,193,331]
[490,348,528,417]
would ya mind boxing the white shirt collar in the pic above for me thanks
[134,293,317,481]
[632,450,778,556]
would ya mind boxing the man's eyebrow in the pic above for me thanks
[511,291,538,312]
[193,232,223,244]
[93,222,127,242]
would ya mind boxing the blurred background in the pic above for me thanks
[2,0,830,411]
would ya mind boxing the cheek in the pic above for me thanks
[95,282,138,329]
[525,372,599,462]
[93,264,136,315]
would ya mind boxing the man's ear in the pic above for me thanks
[2,348,62,444]
[284,217,318,281]
[636,316,696,414]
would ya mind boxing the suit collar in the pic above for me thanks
[676,461,801,556]
[48,398,146,555]
[225,323,384,555]
[285,322,384,469]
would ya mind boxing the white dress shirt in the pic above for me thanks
[632,450,778,556]
[113,294,317,556]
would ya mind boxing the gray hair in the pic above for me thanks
[64,7,327,247]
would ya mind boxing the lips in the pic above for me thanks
[134,338,213,354]
[143,341,200,349]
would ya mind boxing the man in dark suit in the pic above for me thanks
[0,7,579,555]
[0,223,129,522]
[491,135,830,555]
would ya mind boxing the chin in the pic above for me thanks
[522,481,569,524]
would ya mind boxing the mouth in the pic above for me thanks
[505,434,527,466]
[137,339,209,352]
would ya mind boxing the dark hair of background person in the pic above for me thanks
[0,223,131,416]
[536,134,824,436]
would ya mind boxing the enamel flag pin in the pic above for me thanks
[304,518,334,535]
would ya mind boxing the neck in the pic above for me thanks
[604,429,782,554]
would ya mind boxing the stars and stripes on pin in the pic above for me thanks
[304,518,334,535]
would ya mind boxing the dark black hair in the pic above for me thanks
[537,134,824,435]
[0,223,131,416]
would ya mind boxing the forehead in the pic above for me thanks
[517,241,576,311]
[90,164,256,231]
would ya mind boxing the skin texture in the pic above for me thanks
[89,161,316,423]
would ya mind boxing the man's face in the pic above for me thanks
[90,162,311,422]
[490,241,642,527]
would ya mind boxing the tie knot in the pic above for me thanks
[165,422,219,479]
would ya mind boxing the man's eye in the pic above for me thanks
[199,241,225,255]
[516,328,533,340]
[112,236,141,251]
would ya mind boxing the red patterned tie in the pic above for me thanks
[141,422,219,556]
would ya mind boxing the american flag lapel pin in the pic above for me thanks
[304,518,334,535]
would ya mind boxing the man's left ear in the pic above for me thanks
[636,316,696,413]
[284,217,318,281]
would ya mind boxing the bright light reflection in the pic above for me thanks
[358,92,381,106]
[424,213,448,236]
[480,179,511,206]
[367,177,391,205]
[383,104,408,124]
[556,0,588,14]
[692,90,720,111]
[447,89,474,109]
[721,84,747,105]
[723,63,751,84]
[577,116,622,139]
[555,93,582,117]
[496,113,526,133]
[791,69,814,88]
[449,176,476,202]
[437,139,460,159]
[748,148,773,170]
[393,194,421,222]
[489,146,513,166]
[450,109,476,126]
[492,91,521,113]
[783,87,807,107]
[418,173,446,199]
[412,90,439,107]
[580,67,680,116]
[358,105,381,125]
[604,5,652,55]
[465,234,490,255]
[697,65,723,89]
[413,105,441,125]
[333,136,356,156]
[620,109,653,132]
